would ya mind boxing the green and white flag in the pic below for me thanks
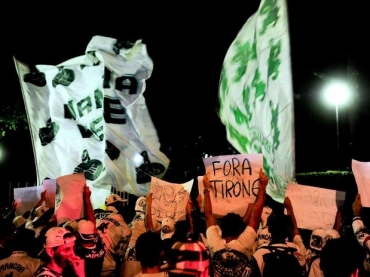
[218,0,294,203]
[15,36,170,208]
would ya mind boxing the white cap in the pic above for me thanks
[105,194,127,206]
[135,196,146,212]
[161,217,175,240]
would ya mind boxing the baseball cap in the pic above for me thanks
[163,240,210,276]
[13,215,27,229]
[45,227,76,248]
[135,196,146,212]
[323,229,340,244]
[105,194,128,206]
[77,220,97,242]
[161,217,176,240]
[310,227,325,251]
[33,206,49,223]
[63,220,78,231]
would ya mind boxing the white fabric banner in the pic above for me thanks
[218,0,294,203]
[200,153,263,217]
[14,36,170,207]
[285,183,345,230]
[149,177,193,222]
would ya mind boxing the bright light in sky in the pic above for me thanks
[0,142,8,165]
[324,81,351,106]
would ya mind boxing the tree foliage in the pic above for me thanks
[0,90,28,139]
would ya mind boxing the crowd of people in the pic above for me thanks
[0,169,369,277]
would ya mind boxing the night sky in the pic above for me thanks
[1,1,369,183]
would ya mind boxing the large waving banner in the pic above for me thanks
[218,0,294,204]
[150,177,193,222]
[200,153,263,217]
[352,159,370,207]
[285,183,345,230]
[14,36,169,206]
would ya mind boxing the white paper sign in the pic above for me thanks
[14,186,44,216]
[200,153,263,217]
[352,159,370,207]
[150,177,193,222]
[285,183,346,230]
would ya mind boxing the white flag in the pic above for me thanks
[218,0,294,203]
[15,36,170,208]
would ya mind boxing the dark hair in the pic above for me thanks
[135,231,163,268]
[267,214,291,242]
[320,238,364,277]
[219,213,245,238]
[12,228,36,251]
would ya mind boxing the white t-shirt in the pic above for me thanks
[206,224,257,259]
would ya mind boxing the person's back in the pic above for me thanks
[252,214,304,277]
[96,194,132,277]
[135,230,166,276]
[0,228,42,277]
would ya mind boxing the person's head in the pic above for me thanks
[13,215,27,230]
[105,193,127,214]
[164,240,210,277]
[135,230,163,269]
[33,206,54,228]
[267,214,292,242]
[135,196,147,213]
[161,217,176,240]
[0,220,15,247]
[76,219,98,249]
[219,213,245,238]
[12,228,36,251]
[320,238,363,277]
[41,227,76,268]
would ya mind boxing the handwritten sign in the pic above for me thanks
[200,153,263,217]
[55,173,85,225]
[285,183,345,230]
[150,177,193,222]
[14,186,44,216]
[352,159,370,207]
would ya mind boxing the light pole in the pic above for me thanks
[323,81,351,169]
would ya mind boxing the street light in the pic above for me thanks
[323,81,351,169]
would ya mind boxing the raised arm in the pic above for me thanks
[247,168,268,232]
[28,190,47,221]
[83,184,96,230]
[203,172,217,228]
[352,194,370,250]
[284,196,300,238]
[145,193,155,231]
[242,202,254,226]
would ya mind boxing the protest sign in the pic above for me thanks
[352,159,370,207]
[150,177,193,222]
[285,183,345,230]
[14,186,44,216]
[200,153,263,217]
[55,173,86,225]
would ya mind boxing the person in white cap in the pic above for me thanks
[75,219,105,277]
[95,193,132,277]
[36,226,85,277]
[121,196,148,277]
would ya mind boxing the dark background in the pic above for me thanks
[1,1,369,183]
